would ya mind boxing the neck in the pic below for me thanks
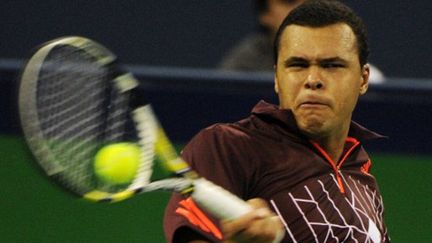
[310,123,350,164]
[315,137,346,163]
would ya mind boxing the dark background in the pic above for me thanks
[1,0,431,78]
[1,1,432,242]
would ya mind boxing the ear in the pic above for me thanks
[274,65,279,94]
[359,64,370,95]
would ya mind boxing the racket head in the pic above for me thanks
[17,37,253,225]
[18,36,155,202]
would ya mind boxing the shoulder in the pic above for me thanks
[181,120,261,163]
[181,122,259,198]
[191,122,255,148]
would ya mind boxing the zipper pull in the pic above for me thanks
[336,170,346,194]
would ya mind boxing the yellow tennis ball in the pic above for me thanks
[94,143,140,185]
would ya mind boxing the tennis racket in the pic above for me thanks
[18,36,253,220]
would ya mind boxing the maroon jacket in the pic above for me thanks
[164,101,390,242]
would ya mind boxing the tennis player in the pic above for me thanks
[165,0,390,242]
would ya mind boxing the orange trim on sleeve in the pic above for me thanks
[176,197,223,240]
[175,207,211,232]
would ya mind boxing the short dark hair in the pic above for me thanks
[273,0,369,67]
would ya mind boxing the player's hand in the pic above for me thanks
[221,198,284,243]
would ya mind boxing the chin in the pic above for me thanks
[298,120,328,138]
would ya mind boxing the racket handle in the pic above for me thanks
[191,178,285,242]
[191,178,252,220]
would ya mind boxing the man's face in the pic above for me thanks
[274,23,369,139]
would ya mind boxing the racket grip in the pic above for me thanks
[191,178,252,220]
[191,178,285,243]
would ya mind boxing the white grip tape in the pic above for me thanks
[191,178,252,220]
[191,178,285,243]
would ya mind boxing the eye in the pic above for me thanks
[286,62,309,68]
[321,62,345,68]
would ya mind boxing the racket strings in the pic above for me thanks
[21,37,206,202]
[104,88,131,142]
[34,46,134,194]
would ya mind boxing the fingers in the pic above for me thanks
[247,198,271,209]
[221,208,270,238]
[221,198,284,243]
[222,198,271,238]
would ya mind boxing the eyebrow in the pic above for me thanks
[283,56,349,66]
[319,57,348,64]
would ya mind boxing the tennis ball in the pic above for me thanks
[94,143,140,185]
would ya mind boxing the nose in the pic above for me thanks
[305,79,324,90]
[305,68,324,90]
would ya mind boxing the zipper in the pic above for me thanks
[311,138,361,194]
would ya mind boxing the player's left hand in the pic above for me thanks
[221,198,285,243]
